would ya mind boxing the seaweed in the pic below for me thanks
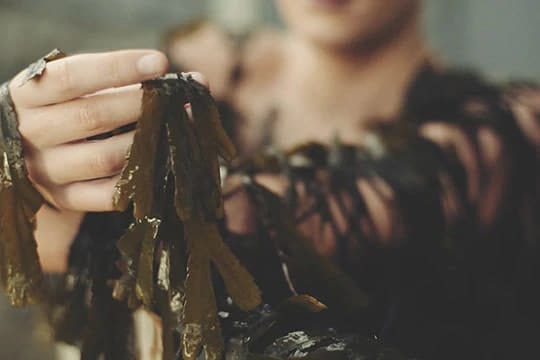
[112,74,261,360]
[232,158,371,322]
[0,49,67,306]
[0,82,45,306]
[3,57,534,359]
[19,48,66,86]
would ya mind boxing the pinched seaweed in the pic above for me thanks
[112,74,261,360]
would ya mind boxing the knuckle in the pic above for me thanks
[54,198,68,210]
[27,167,46,187]
[49,188,69,210]
[56,59,75,95]
[18,109,49,149]
[8,78,24,107]
[77,102,103,133]
[107,56,123,84]
[16,109,34,138]
[25,153,48,185]
[90,151,118,175]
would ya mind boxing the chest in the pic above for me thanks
[232,80,399,151]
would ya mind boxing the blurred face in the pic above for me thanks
[276,0,421,50]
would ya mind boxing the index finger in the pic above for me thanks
[10,49,168,108]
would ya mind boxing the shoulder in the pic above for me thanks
[235,29,284,84]
[165,22,237,98]
[404,64,501,121]
[165,22,284,99]
[404,64,539,225]
[406,64,540,148]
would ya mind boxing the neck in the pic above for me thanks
[283,13,428,120]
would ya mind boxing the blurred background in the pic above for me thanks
[0,0,538,359]
[1,0,539,82]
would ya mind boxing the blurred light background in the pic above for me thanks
[0,0,538,358]
[0,0,539,82]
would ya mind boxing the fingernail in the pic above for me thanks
[137,53,165,76]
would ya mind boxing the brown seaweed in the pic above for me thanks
[245,180,369,319]
[19,48,66,87]
[112,74,261,360]
[0,82,45,306]
[0,49,67,306]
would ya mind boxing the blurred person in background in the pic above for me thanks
[2,0,539,358]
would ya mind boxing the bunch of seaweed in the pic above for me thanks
[0,68,264,359]
[110,74,261,360]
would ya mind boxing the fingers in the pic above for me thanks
[187,72,209,88]
[11,49,168,107]
[27,131,133,186]
[20,87,142,148]
[17,71,209,149]
[5,49,214,215]
[50,176,120,212]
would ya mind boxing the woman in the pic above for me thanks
[1,0,539,358]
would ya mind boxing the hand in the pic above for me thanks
[9,49,169,211]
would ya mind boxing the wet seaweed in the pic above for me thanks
[0,82,45,306]
[112,74,261,360]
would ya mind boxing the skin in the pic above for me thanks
[9,50,169,271]
[169,1,426,151]
[175,0,515,252]
[10,0,522,271]
[275,0,421,51]
[5,5,537,360]
[9,1,425,271]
